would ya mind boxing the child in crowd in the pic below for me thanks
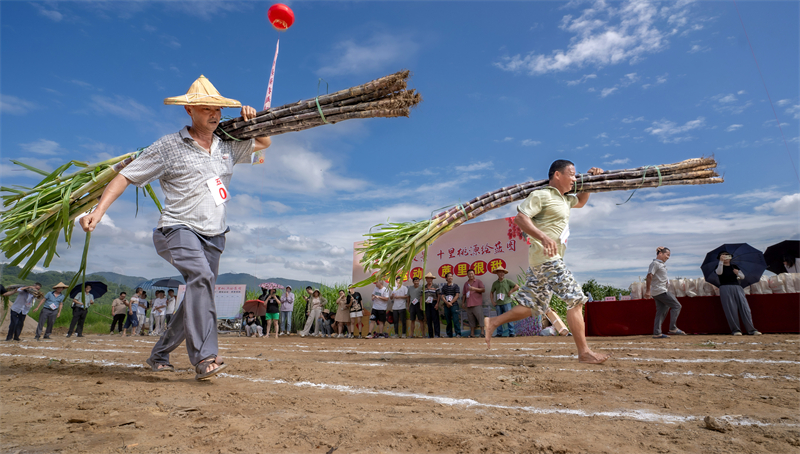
[244,312,263,337]
[321,309,333,337]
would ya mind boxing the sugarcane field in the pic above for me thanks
[2,2,800,454]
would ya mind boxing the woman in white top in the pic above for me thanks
[300,290,327,337]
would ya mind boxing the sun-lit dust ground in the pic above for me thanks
[1,333,799,453]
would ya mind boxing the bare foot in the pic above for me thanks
[484,317,494,349]
[578,350,611,364]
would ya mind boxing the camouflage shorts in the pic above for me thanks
[514,259,587,317]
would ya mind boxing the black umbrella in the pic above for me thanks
[701,243,766,288]
[152,278,184,288]
[763,240,800,275]
[69,281,108,299]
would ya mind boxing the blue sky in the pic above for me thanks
[1,0,798,287]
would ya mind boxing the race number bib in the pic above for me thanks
[446,295,453,302]
[426,296,433,303]
[560,224,570,245]
[206,177,229,206]
[411,298,419,305]
[497,293,505,301]
[466,291,471,298]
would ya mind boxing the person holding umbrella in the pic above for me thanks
[67,284,95,338]
[717,252,761,336]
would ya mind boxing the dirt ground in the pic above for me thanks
[1,328,799,454]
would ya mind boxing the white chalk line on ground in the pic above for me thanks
[4,344,797,367]
[217,372,797,428]
[268,347,800,365]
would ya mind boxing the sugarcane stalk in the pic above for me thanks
[357,158,723,285]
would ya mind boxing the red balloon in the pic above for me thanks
[267,4,294,31]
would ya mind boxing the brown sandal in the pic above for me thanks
[146,358,175,372]
[194,356,227,380]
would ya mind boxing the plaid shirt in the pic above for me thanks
[120,127,254,236]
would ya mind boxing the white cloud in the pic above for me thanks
[284,259,352,278]
[231,133,369,198]
[655,73,668,84]
[756,193,800,215]
[645,117,705,143]
[318,33,418,76]
[264,201,291,214]
[711,93,752,115]
[455,161,493,172]
[90,95,154,121]
[776,99,792,107]
[786,105,800,120]
[566,74,597,86]
[521,139,542,147]
[604,158,630,165]
[565,191,800,287]
[275,235,346,257]
[576,144,589,150]
[737,90,747,95]
[32,3,63,22]
[160,34,181,49]
[595,133,608,139]
[601,153,613,158]
[495,137,514,143]
[1,94,37,115]
[20,139,60,155]
[565,117,589,127]
[600,87,618,98]
[495,1,691,75]
[688,44,711,53]
[725,124,743,132]
[622,116,645,123]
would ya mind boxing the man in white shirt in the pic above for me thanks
[165,289,177,326]
[367,279,390,339]
[390,276,409,338]
[151,291,168,336]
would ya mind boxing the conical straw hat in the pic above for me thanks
[164,75,241,108]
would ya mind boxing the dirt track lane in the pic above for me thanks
[1,334,799,454]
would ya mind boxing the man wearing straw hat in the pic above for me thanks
[489,267,519,338]
[80,76,271,380]
[484,160,610,364]
[33,282,68,340]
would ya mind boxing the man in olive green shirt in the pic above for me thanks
[490,267,519,337]
[485,159,610,364]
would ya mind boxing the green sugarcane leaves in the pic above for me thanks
[1,152,161,280]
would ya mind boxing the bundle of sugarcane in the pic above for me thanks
[355,157,722,287]
[215,70,421,141]
[0,153,161,287]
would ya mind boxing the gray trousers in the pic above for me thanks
[653,292,681,335]
[149,226,225,367]
[719,285,757,334]
[35,307,58,338]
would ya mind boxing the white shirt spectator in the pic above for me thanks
[391,285,408,311]
[152,297,167,316]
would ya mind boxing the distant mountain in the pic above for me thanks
[216,273,320,292]
[92,271,150,290]
[1,264,320,295]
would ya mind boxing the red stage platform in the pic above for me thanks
[584,293,800,336]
